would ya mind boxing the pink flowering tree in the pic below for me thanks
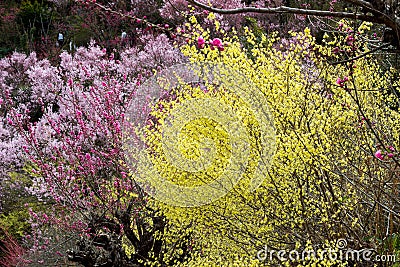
[160,0,245,31]
[0,35,188,265]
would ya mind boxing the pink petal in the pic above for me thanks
[212,38,222,47]
[374,150,384,160]
[197,36,205,46]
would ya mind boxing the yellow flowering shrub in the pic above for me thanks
[126,18,400,266]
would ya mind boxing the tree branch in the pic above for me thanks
[188,0,375,20]
[329,43,391,65]
[186,0,396,27]
[187,0,400,46]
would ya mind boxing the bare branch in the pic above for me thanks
[186,0,398,30]
[187,0,377,21]
[330,43,391,65]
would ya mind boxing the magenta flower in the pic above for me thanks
[389,146,395,152]
[346,35,355,46]
[336,77,348,87]
[197,36,205,49]
[374,150,384,160]
[207,38,224,51]
[336,78,343,87]
[211,38,223,47]
[387,153,394,158]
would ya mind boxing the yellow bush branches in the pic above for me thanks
[123,19,400,266]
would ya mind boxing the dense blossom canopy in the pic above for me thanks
[1,1,400,267]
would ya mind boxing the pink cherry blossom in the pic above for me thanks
[0,37,185,263]
[336,77,348,87]
[374,150,384,160]
[346,35,355,46]
[197,36,205,49]
[211,38,223,47]
[336,78,343,86]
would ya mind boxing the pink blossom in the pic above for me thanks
[387,153,394,158]
[389,146,395,152]
[197,36,205,49]
[56,251,63,256]
[346,35,355,45]
[0,37,185,262]
[336,77,348,87]
[374,150,384,160]
[211,38,223,47]
[160,0,244,29]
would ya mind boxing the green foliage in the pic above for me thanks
[0,47,13,59]
[0,210,30,240]
[0,168,45,241]
[18,0,53,30]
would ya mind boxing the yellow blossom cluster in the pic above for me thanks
[126,18,400,266]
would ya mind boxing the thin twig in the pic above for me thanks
[187,0,379,22]
[329,43,391,65]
